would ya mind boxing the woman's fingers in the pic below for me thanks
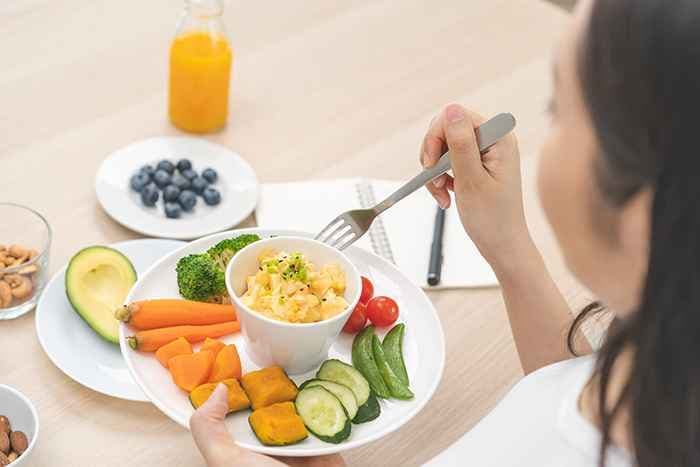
[425,180,451,209]
[421,109,452,205]
[442,104,486,189]
[190,383,239,467]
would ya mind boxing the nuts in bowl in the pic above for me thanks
[0,385,38,466]
[0,204,51,320]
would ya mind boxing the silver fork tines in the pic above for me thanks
[315,112,516,250]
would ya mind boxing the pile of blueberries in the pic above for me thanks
[129,159,222,219]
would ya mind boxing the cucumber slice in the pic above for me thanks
[295,387,351,444]
[353,393,381,424]
[382,323,409,387]
[299,379,358,420]
[317,359,370,406]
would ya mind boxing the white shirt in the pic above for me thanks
[426,356,634,467]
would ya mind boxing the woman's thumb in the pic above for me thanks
[190,383,238,465]
[443,104,486,184]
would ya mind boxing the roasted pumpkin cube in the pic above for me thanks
[249,402,308,446]
[189,378,251,412]
[241,366,298,410]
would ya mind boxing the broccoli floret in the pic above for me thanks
[176,253,226,301]
[207,234,261,271]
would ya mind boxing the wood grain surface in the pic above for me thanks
[0,1,583,465]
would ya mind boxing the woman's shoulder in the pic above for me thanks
[425,355,629,467]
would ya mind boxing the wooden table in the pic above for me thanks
[0,1,581,465]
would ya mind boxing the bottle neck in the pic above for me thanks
[185,0,224,19]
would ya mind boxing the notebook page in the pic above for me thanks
[371,180,497,289]
[255,179,374,253]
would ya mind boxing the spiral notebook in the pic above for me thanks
[255,178,497,289]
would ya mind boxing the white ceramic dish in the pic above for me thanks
[0,385,39,466]
[95,136,258,239]
[227,236,362,374]
[35,238,185,402]
[120,228,445,457]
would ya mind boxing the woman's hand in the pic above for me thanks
[421,104,532,272]
[190,384,345,467]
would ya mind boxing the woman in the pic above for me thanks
[190,0,700,465]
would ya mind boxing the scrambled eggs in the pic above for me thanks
[240,249,349,323]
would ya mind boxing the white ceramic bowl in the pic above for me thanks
[0,385,38,466]
[226,236,361,374]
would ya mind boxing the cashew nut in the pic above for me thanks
[18,264,38,276]
[4,274,32,300]
[28,249,39,260]
[0,281,11,308]
[0,245,5,252]
[8,245,27,259]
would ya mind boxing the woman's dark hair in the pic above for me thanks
[572,1,700,466]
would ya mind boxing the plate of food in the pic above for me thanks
[95,137,258,239]
[119,228,445,456]
[35,238,185,401]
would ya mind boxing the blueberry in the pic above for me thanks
[202,187,221,206]
[140,184,159,207]
[138,164,155,180]
[153,169,172,188]
[191,176,209,195]
[176,159,192,173]
[178,190,197,212]
[201,168,218,184]
[163,185,181,202]
[164,202,182,219]
[130,173,150,192]
[181,169,198,181]
[156,160,175,175]
[171,174,191,191]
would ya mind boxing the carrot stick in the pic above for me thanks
[116,299,237,330]
[126,321,240,352]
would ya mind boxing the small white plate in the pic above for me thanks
[95,137,258,240]
[36,238,185,402]
[120,228,445,456]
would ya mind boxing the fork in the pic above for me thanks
[315,112,516,250]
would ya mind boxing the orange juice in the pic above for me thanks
[169,32,232,133]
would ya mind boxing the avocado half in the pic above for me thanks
[65,246,137,344]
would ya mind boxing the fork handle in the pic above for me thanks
[373,112,516,214]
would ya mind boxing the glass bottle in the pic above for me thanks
[168,0,232,133]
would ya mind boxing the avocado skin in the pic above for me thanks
[65,246,137,344]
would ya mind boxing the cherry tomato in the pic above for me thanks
[360,276,374,304]
[343,302,367,333]
[366,296,399,327]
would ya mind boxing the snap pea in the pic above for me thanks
[372,334,414,400]
[351,326,391,398]
[382,323,409,387]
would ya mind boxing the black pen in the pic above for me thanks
[427,205,446,286]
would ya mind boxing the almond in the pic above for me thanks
[9,432,26,455]
[0,417,9,434]
[0,432,8,455]
[0,452,8,466]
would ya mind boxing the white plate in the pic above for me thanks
[36,238,185,402]
[95,137,258,240]
[120,228,446,456]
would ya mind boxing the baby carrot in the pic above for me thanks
[126,321,240,352]
[116,299,237,330]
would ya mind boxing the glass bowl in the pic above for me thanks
[0,203,51,319]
